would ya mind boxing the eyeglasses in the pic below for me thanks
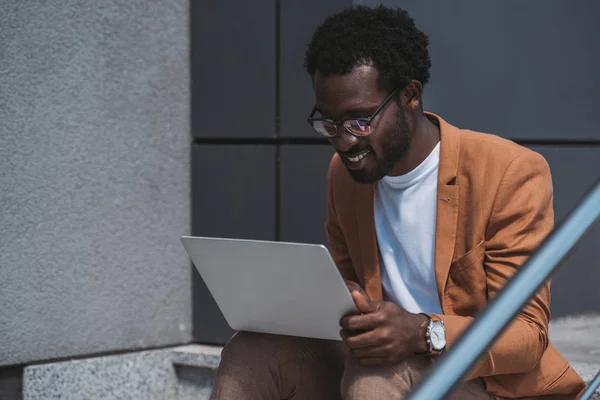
[306,88,399,138]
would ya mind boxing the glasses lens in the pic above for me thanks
[312,120,337,137]
[344,120,371,136]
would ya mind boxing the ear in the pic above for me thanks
[401,80,424,111]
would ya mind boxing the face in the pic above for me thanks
[312,66,413,183]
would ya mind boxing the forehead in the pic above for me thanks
[312,65,386,116]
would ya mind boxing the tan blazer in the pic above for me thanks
[325,113,586,399]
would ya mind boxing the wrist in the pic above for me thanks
[413,313,431,353]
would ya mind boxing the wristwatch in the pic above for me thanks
[420,314,446,355]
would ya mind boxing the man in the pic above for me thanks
[210,5,586,399]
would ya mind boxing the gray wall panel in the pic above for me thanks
[191,1,276,138]
[280,146,334,245]
[191,145,276,343]
[279,0,352,138]
[529,146,600,318]
[358,0,600,140]
[0,0,191,367]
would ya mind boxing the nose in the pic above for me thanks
[330,129,359,153]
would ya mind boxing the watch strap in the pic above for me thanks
[415,313,433,355]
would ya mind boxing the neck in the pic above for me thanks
[388,112,440,176]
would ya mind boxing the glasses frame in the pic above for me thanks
[306,88,400,138]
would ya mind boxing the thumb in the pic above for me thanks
[351,290,376,314]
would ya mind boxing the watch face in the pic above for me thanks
[430,322,446,350]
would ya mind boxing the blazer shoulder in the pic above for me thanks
[458,129,549,172]
[328,153,353,186]
[327,153,370,204]
[328,152,344,177]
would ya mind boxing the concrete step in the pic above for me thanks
[23,345,221,400]
[22,315,600,399]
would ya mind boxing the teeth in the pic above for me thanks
[346,150,370,163]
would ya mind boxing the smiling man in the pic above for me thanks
[209,5,585,400]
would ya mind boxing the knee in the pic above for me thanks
[342,356,432,399]
[220,331,304,366]
[220,331,268,364]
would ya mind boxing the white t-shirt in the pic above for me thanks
[374,142,443,314]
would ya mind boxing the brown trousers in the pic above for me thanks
[210,332,494,400]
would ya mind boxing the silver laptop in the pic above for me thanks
[181,236,357,341]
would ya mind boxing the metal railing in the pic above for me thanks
[581,371,600,400]
[408,178,600,400]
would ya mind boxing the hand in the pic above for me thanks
[340,282,429,366]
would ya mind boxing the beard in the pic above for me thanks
[344,111,413,184]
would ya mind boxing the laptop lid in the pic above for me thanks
[181,236,357,341]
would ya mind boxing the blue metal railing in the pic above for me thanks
[408,178,600,400]
[580,371,600,400]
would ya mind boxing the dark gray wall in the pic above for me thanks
[359,0,600,140]
[279,145,334,245]
[191,1,276,139]
[191,1,600,344]
[0,0,192,367]
[191,145,276,343]
[531,147,600,317]
[280,0,352,137]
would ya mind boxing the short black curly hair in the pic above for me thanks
[305,5,431,92]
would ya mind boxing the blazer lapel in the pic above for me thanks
[434,184,459,308]
[354,183,383,301]
[428,113,461,309]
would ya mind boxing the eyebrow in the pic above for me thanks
[315,106,376,120]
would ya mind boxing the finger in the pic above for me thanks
[352,290,375,314]
[343,328,386,349]
[345,281,372,313]
[345,280,361,292]
[340,327,369,341]
[340,330,353,348]
[340,312,383,332]
[344,281,371,304]
[340,329,363,346]
[340,329,354,342]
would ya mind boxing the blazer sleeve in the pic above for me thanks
[325,156,359,283]
[430,150,554,379]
